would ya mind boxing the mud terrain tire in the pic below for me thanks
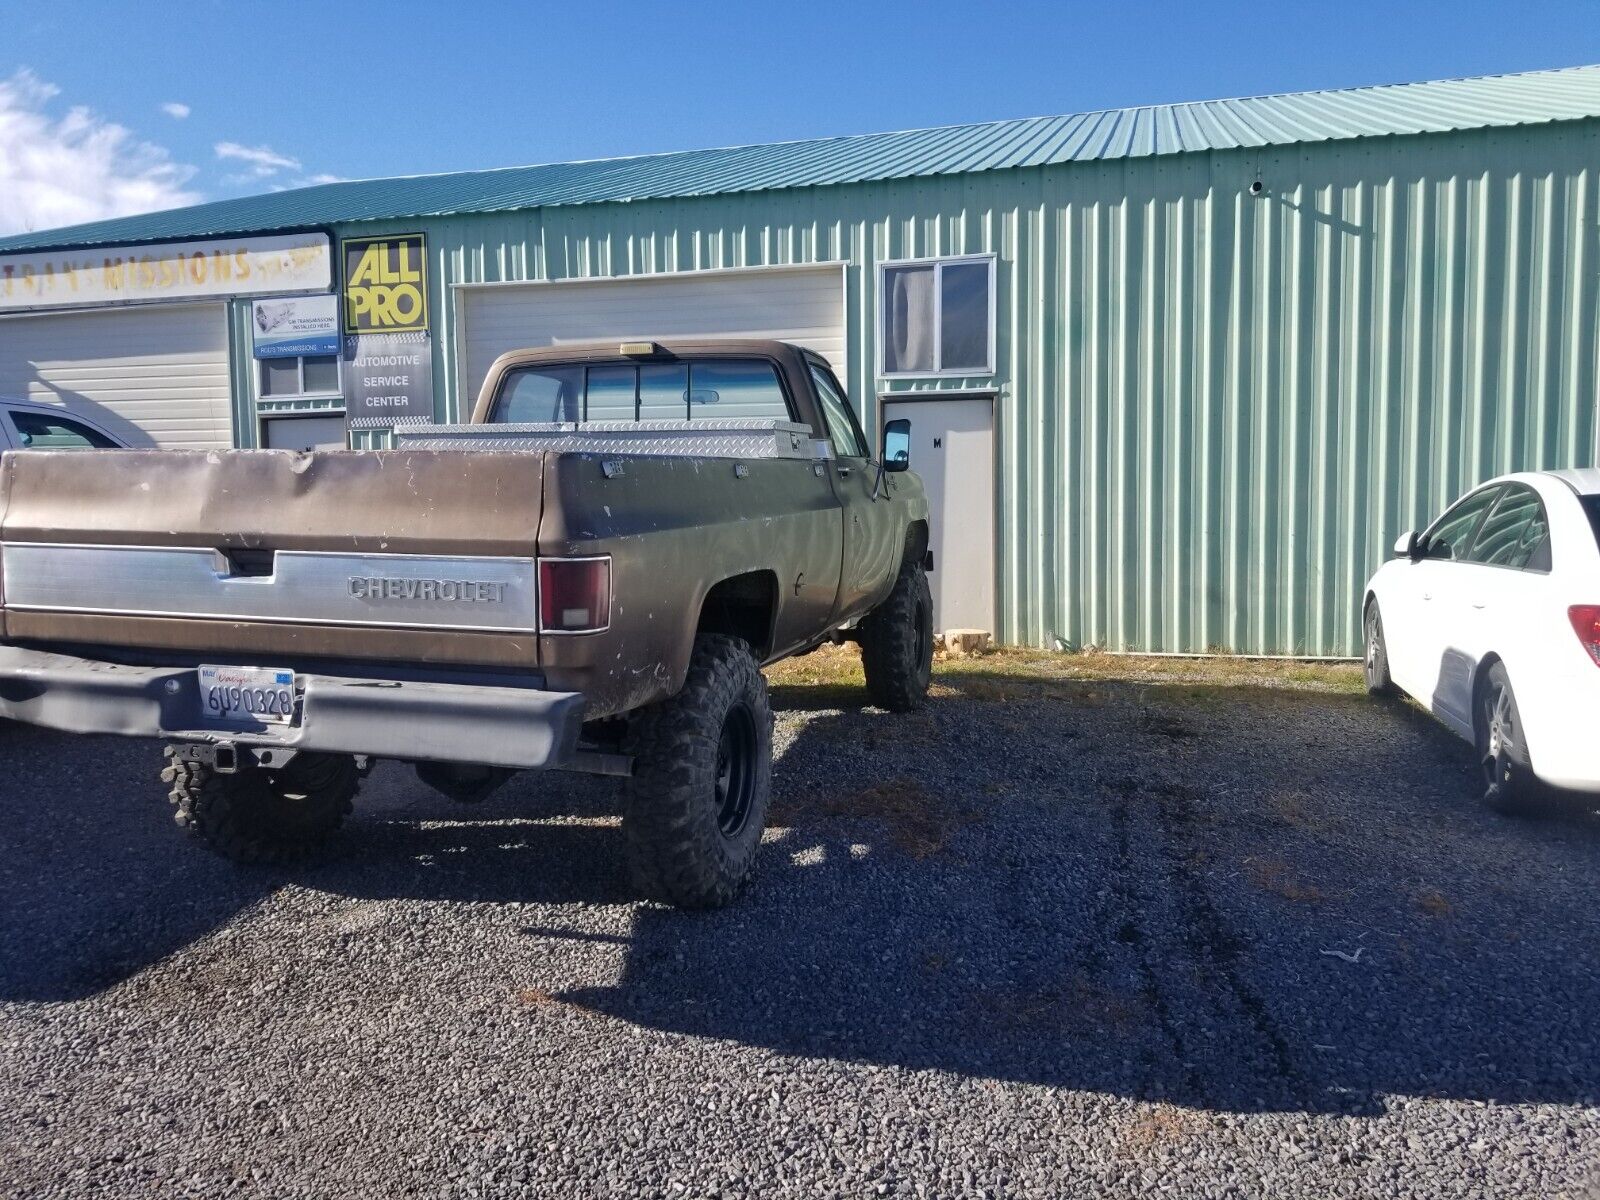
[161,748,359,864]
[859,560,934,712]
[623,634,772,909]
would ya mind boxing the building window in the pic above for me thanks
[879,254,995,377]
[259,354,341,398]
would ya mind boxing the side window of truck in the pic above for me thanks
[492,366,585,422]
[807,363,868,459]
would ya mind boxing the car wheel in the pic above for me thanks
[1475,662,1538,815]
[1363,600,1396,696]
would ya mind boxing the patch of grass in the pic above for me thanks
[1120,1105,1208,1155]
[1244,856,1328,904]
[770,777,974,859]
[1416,888,1454,918]
[1268,791,1341,836]
[765,642,1364,705]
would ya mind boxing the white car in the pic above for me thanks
[0,396,133,450]
[1363,468,1600,810]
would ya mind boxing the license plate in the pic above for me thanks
[198,664,297,725]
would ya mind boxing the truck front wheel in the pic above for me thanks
[160,748,359,864]
[858,561,934,712]
[623,634,772,908]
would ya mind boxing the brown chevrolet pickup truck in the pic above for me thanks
[0,339,931,907]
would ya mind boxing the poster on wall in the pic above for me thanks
[343,331,434,427]
[342,233,429,333]
[252,294,339,358]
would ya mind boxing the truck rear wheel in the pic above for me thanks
[623,634,772,909]
[858,560,934,712]
[160,748,359,864]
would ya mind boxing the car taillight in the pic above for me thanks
[539,557,611,633]
[1568,605,1600,666]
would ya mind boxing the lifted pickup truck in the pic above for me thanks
[0,340,931,907]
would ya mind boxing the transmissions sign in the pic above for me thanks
[342,233,428,333]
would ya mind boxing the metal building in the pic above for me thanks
[2,65,1598,655]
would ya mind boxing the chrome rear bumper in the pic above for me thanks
[0,645,584,769]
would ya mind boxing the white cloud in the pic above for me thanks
[159,101,190,120]
[300,173,346,185]
[0,69,200,236]
[214,140,300,177]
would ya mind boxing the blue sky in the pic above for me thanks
[1,0,1598,234]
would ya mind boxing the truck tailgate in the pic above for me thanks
[0,449,545,668]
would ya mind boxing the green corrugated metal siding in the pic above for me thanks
[327,119,1597,655]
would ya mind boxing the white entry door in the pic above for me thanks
[882,396,994,634]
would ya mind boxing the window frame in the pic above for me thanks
[1461,482,1553,574]
[257,352,344,402]
[876,252,997,379]
[805,356,870,459]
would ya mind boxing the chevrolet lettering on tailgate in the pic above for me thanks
[348,576,508,603]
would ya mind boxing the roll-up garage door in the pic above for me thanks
[0,302,233,448]
[458,264,845,408]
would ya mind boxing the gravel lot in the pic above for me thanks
[3,650,1599,1198]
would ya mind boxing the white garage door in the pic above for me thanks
[0,302,233,448]
[459,265,845,408]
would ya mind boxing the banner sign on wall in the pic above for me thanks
[342,233,428,333]
[343,331,434,427]
[0,232,331,313]
[252,294,340,359]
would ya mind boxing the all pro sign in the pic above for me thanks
[342,234,429,333]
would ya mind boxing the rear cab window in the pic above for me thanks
[489,358,796,425]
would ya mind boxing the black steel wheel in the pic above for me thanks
[714,701,759,838]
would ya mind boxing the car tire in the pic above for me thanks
[1474,662,1540,815]
[1363,599,1396,696]
[858,560,934,713]
[623,634,772,909]
[161,747,359,863]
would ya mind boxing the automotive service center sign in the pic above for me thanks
[0,232,332,311]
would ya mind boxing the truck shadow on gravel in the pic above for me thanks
[5,674,1600,1120]
[559,676,1600,1116]
[0,727,281,1003]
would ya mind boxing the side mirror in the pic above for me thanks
[882,418,911,472]
[1393,530,1421,560]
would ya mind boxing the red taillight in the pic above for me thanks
[1568,605,1600,666]
[538,557,611,633]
